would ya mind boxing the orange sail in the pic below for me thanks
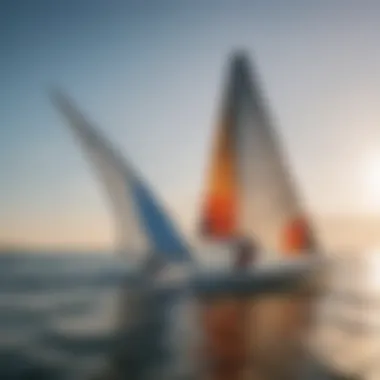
[200,117,238,239]
[199,59,242,241]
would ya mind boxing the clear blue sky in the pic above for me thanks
[2,1,380,247]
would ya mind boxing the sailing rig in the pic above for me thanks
[51,51,322,380]
[199,51,316,257]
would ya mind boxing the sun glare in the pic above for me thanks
[362,152,380,209]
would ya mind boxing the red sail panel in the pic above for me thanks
[281,216,315,257]
[200,116,239,240]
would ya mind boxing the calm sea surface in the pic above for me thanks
[0,251,139,379]
[2,251,366,380]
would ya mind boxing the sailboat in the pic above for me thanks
[50,52,322,380]
[51,89,198,380]
[198,51,319,379]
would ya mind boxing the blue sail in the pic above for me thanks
[131,179,190,262]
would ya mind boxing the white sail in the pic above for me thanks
[232,53,314,257]
[199,51,316,259]
[51,89,191,264]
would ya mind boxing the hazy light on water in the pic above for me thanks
[310,249,380,377]
[361,151,380,210]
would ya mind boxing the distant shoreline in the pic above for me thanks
[0,246,114,255]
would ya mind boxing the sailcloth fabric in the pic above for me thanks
[199,52,316,257]
[51,90,191,264]
[199,59,240,240]
[233,54,316,256]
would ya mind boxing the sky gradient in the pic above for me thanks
[2,1,380,248]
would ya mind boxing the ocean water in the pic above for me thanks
[4,251,373,380]
[0,252,138,380]
[1,251,315,380]
[0,251,203,380]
